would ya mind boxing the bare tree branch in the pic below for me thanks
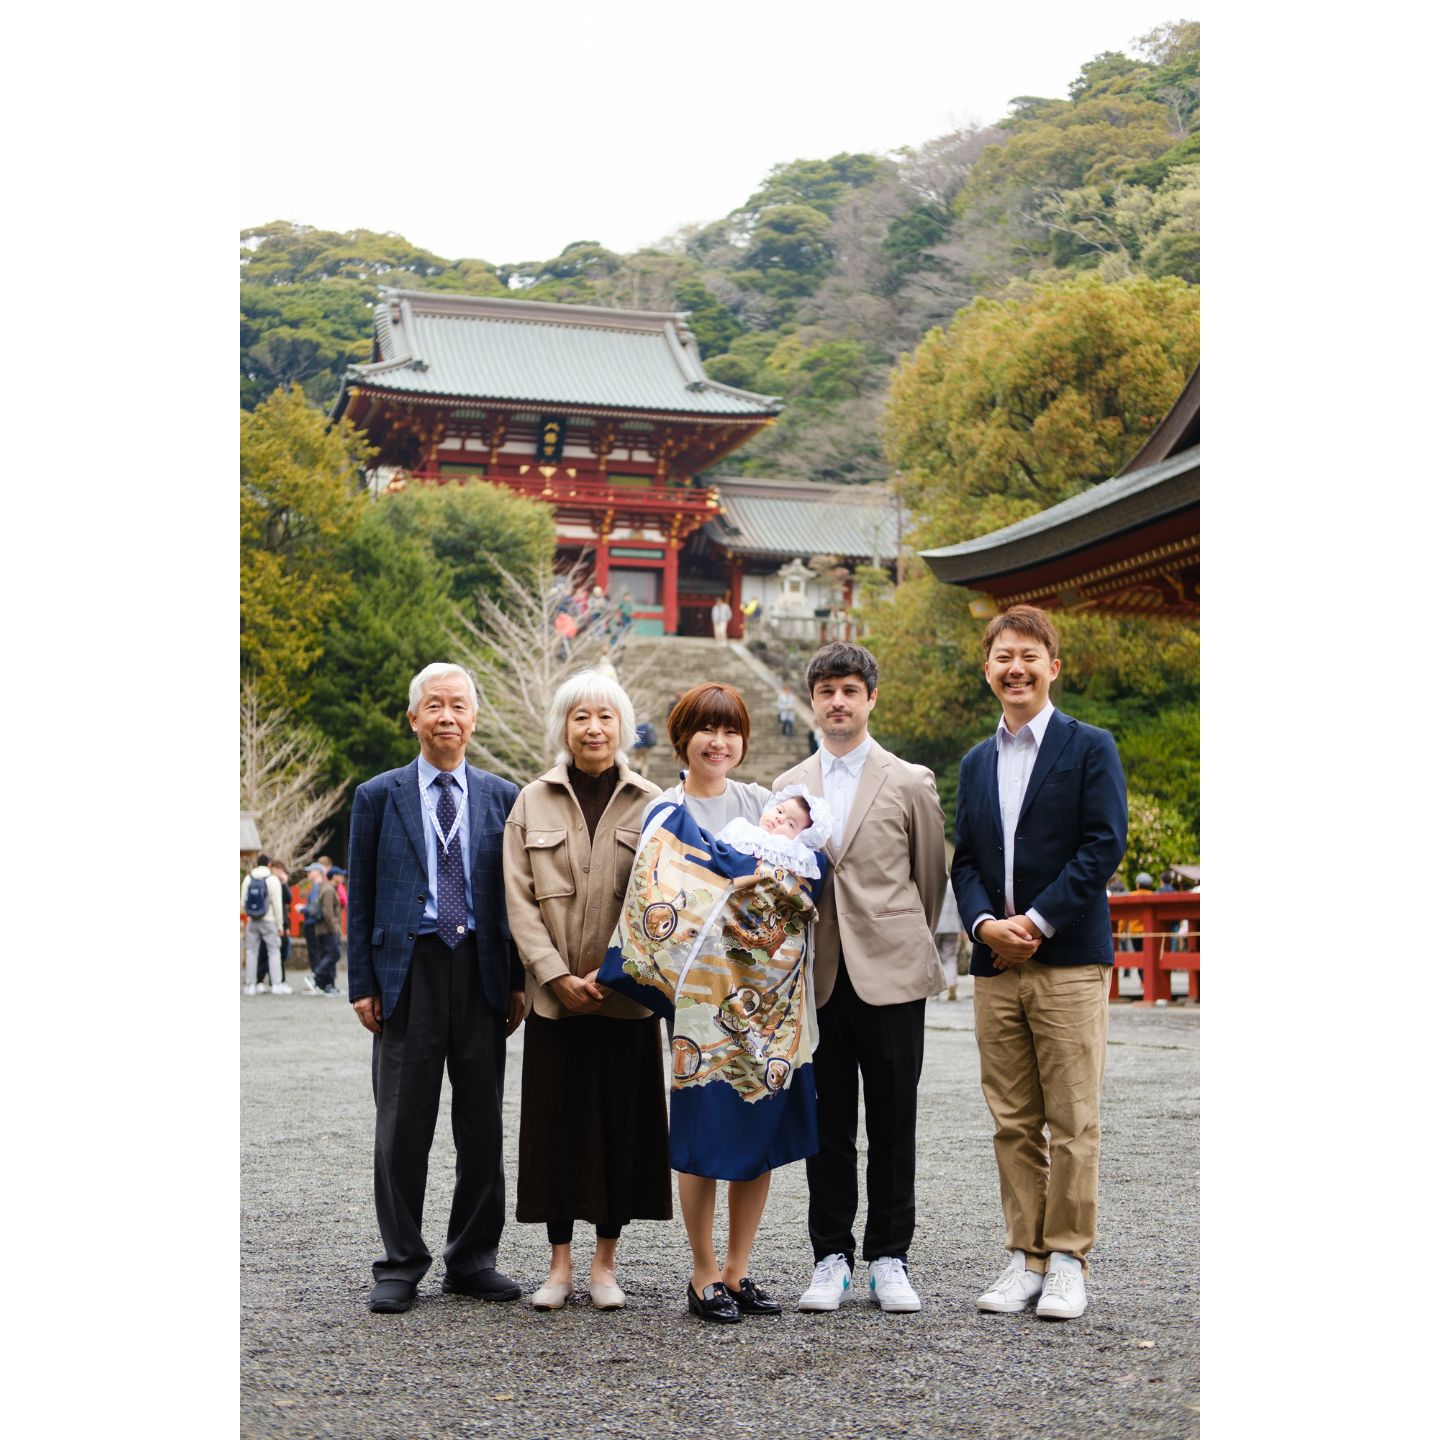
[239,683,349,867]
[448,558,664,784]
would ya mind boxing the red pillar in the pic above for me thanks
[728,558,744,638]
[595,541,611,588]
[662,544,679,634]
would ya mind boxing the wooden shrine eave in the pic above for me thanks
[920,446,1199,616]
[337,384,778,430]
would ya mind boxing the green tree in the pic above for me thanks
[884,274,1200,547]
[1122,791,1197,882]
[240,386,371,708]
[673,277,743,358]
[371,480,554,617]
[740,153,888,217]
[305,512,464,785]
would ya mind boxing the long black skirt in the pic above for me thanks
[516,1012,673,1225]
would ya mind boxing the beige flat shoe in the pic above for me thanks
[530,1280,574,1310]
[589,1279,626,1310]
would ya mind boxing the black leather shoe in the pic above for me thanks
[725,1277,781,1315]
[687,1281,742,1324]
[368,1279,417,1313]
[441,1267,522,1302]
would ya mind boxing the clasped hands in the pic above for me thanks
[978,916,1043,970]
[549,971,608,1014]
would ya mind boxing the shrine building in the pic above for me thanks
[920,368,1199,617]
[333,288,786,636]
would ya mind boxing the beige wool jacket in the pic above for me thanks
[503,758,660,1021]
[773,740,948,1007]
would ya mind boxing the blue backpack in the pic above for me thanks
[244,874,270,918]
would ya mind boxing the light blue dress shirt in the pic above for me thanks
[416,755,476,933]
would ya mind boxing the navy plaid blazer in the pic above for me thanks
[347,758,523,1019]
[951,709,1127,978]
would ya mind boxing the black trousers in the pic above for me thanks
[371,934,508,1285]
[806,954,927,1266]
[312,932,341,989]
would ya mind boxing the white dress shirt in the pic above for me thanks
[819,736,873,853]
[970,703,1056,942]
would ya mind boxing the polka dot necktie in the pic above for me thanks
[431,772,467,948]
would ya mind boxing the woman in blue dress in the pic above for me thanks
[604,683,828,1324]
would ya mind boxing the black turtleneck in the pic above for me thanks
[568,763,619,841]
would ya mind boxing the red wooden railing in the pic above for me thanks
[1107,892,1199,1004]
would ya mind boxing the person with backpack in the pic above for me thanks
[241,855,290,996]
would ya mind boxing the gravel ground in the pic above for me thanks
[241,972,1199,1439]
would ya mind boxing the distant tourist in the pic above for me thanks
[302,865,342,996]
[241,855,290,996]
[776,682,797,738]
[711,597,732,643]
[951,605,1126,1322]
[257,861,293,991]
[774,642,948,1315]
[347,662,526,1315]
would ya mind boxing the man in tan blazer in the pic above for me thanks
[773,642,947,1314]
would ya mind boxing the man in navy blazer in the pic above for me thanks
[348,662,526,1314]
[951,606,1126,1322]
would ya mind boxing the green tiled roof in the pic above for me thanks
[343,289,782,418]
[919,446,1198,584]
[707,478,900,561]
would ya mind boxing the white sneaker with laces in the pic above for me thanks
[242,984,259,996]
[976,1249,1044,1313]
[270,982,293,995]
[1035,1252,1087,1320]
[869,1257,921,1313]
[797,1253,852,1311]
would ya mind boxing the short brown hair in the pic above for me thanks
[982,605,1059,661]
[667,683,751,762]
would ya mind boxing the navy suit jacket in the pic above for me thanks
[951,709,1127,977]
[347,758,523,1019]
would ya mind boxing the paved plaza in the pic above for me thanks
[241,971,1199,1439]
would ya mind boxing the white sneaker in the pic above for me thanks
[270,982,293,995]
[977,1249,1044,1313]
[797,1253,852,1311]
[1035,1252,1087,1320]
[303,975,319,994]
[868,1257,921,1313]
[242,984,259,996]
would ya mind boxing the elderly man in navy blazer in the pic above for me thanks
[951,605,1126,1322]
[348,661,527,1314]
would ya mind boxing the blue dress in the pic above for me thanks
[599,797,827,1181]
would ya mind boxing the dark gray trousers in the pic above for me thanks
[370,934,507,1285]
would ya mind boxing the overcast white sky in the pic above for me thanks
[239,0,1176,263]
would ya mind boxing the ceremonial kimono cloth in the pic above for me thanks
[599,799,829,1182]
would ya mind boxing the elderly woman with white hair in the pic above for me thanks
[503,669,671,1311]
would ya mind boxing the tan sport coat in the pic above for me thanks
[773,739,947,1007]
[503,759,660,1020]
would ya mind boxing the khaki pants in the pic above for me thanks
[973,962,1108,1272]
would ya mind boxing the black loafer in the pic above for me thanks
[725,1277,781,1315]
[368,1279,417,1313]
[441,1267,522,1302]
[687,1281,742,1324]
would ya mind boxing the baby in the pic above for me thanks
[716,784,832,880]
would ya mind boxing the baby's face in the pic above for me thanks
[760,798,809,837]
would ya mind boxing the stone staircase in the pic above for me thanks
[619,636,813,787]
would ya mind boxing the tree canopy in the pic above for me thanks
[885,273,1200,549]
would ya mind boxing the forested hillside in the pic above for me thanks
[241,21,1197,487]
